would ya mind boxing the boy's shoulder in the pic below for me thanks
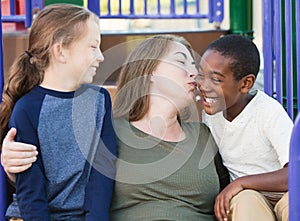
[250,90,293,125]
[251,89,287,111]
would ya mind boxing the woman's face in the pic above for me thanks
[151,41,198,108]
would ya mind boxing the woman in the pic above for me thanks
[1,34,229,221]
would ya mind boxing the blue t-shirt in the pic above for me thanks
[9,85,116,221]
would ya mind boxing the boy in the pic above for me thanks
[199,34,293,221]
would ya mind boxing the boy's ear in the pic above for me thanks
[240,74,255,93]
[52,42,66,64]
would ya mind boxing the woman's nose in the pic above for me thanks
[188,66,198,79]
[189,73,195,78]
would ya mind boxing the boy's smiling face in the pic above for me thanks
[198,49,248,118]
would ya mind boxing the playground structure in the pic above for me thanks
[0,0,299,220]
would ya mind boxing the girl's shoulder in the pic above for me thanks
[83,84,111,100]
[13,86,45,112]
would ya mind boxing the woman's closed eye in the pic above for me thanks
[176,60,185,64]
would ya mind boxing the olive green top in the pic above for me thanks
[110,118,221,221]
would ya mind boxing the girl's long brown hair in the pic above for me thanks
[0,4,99,144]
[113,34,193,121]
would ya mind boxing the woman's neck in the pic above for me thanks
[131,100,186,142]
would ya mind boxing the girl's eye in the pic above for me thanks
[91,46,98,49]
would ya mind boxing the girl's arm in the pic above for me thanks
[10,106,50,221]
[84,88,117,221]
[1,128,38,183]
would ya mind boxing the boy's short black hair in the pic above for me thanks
[206,34,260,80]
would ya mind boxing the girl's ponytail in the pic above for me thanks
[0,51,42,145]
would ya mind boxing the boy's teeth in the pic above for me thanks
[206,98,217,103]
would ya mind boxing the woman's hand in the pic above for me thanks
[1,128,38,182]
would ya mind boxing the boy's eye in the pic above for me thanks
[197,72,204,79]
[212,77,222,83]
[91,45,98,49]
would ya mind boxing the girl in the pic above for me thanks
[0,4,116,221]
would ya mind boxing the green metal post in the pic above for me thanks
[44,0,83,6]
[282,0,298,117]
[292,0,298,116]
[229,0,253,39]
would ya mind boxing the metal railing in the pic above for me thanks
[1,0,32,27]
[263,0,300,119]
[88,0,224,23]
[263,1,300,220]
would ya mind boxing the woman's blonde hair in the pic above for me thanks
[0,4,99,144]
[113,34,194,121]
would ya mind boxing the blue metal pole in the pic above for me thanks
[0,3,7,220]
[285,0,293,119]
[196,0,199,13]
[208,0,213,23]
[0,7,3,98]
[263,0,274,96]
[214,0,224,23]
[170,0,175,15]
[25,0,32,28]
[9,0,15,15]
[118,0,121,15]
[289,113,300,220]
[107,0,110,15]
[296,0,300,113]
[274,0,282,104]
[31,0,43,10]
[129,0,134,15]
[157,0,161,15]
[144,0,147,15]
[88,0,100,17]
[183,0,187,15]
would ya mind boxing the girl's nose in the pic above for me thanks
[96,51,104,63]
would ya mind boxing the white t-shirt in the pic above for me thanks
[203,90,293,181]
